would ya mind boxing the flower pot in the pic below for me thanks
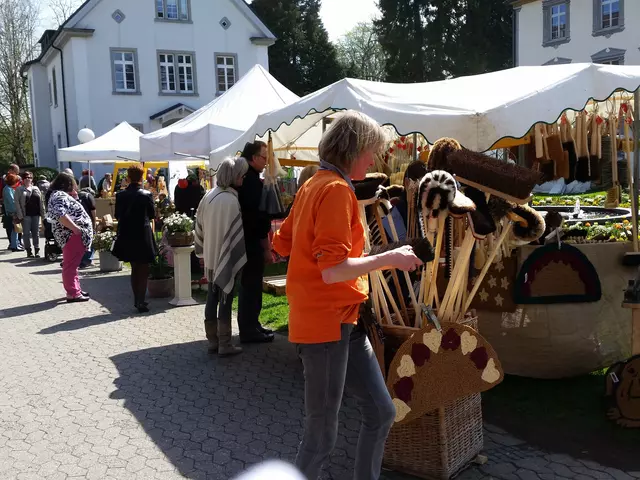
[99,250,122,273]
[148,276,173,298]
[167,231,194,247]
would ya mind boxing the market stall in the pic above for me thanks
[208,63,640,476]
[139,64,321,164]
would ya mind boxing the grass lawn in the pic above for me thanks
[483,371,640,470]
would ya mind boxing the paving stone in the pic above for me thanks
[0,243,637,480]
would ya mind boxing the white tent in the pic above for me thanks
[58,121,143,163]
[139,64,320,162]
[211,63,640,163]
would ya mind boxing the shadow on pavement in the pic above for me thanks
[37,273,174,334]
[109,339,361,479]
[0,298,67,319]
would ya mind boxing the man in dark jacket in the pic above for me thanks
[237,141,274,343]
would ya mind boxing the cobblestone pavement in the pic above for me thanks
[1,244,639,480]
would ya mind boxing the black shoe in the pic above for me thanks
[259,326,274,335]
[135,303,150,313]
[81,291,90,297]
[67,295,90,303]
[240,331,275,344]
[34,250,40,258]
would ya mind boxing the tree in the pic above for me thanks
[375,0,511,82]
[0,0,38,166]
[48,0,82,28]
[335,22,385,81]
[250,0,343,96]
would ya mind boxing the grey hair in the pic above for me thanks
[216,156,248,189]
[318,110,387,173]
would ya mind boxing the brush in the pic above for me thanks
[510,204,546,245]
[562,113,578,183]
[385,184,405,200]
[428,137,462,172]
[370,237,435,264]
[576,111,591,182]
[446,150,540,202]
[353,173,389,203]
[463,186,496,238]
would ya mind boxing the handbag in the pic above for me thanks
[14,221,23,234]
[259,181,284,216]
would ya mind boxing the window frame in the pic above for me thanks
[155,0,192,23]
[593,0,624,37]
[48,81,53,106]
[52,67,58,108]
[110,48,141,95]
[542,0,571,48]
[156,50,198,96]
[591,47,625,65]
[214,53,238,96]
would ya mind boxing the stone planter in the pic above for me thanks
[148,276,173,298]
[99,251,122,273]
[167,231,194,247]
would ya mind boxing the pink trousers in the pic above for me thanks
[62,233,85,299]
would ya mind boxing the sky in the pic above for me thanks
[39,0,381,42]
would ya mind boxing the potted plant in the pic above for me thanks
[148,245,173,298]
[93,230,122,273]
[164,213,195,247]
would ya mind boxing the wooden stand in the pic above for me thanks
[621,302,640,355]
[169,245,197,306]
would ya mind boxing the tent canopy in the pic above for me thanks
[139,64,317,162]
[211,63,640,162]
[58,122,143,163]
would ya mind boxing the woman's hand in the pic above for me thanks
[382,245,423,272]
[71,225,82,236]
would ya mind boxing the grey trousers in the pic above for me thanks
[295,323,395,480]
[22,216,40,251]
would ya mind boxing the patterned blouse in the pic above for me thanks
[47,190,93,249]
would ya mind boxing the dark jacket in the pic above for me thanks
[238,165,271,257]
[112,184,157,263]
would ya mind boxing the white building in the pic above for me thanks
[23,0,275,169]
[511,0,639,67]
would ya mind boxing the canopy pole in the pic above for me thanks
[634,89,640,246]
[412,133,418,161]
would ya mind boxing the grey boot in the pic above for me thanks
[204,320,218,353]
[217,319,242,357]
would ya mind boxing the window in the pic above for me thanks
[591,47,625,65]
[593,0,624,36]
[110,48,140,94]
[52,67,58,108]
[156,0,190,21]
[48,81,53,106]
[57,133,62,148]
[542,0,570,47]
[543,57,572,66]
[215,54,237,94]
[157,51,197,95]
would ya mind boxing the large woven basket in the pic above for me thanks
[383,393,483,479]
[380,311,483,479]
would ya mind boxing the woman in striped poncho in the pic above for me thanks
[194,157,249,357]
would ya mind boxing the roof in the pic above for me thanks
[149,103,197,121]
[22,0,275,73]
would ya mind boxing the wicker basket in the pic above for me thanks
[381,311,483,479]
[167,231,194,247]
[383,393,483,479]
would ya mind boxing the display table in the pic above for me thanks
[169,245,197,307]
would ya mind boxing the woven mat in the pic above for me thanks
[386,322,504,425]
[514,243,602,304]
[605,355,640,428]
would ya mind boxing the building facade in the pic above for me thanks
[23,0,275,169]
[511,0,639,67]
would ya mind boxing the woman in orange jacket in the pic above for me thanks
[273,111,422,480]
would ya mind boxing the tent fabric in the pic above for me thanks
[58,122,143,163]
[211,63,640,163]
[140,64,304,162]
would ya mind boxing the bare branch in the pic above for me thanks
[48,0,82,28]
[335,21,386,82]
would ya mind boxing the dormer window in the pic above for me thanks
[156,0,190,22]
[542,0,571,47]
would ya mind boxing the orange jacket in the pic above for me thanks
[273,170,369,344]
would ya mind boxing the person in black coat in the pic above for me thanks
[237,141,275,344]
[112,164,157,313]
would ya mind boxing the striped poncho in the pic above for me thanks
[194,186,246,295]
